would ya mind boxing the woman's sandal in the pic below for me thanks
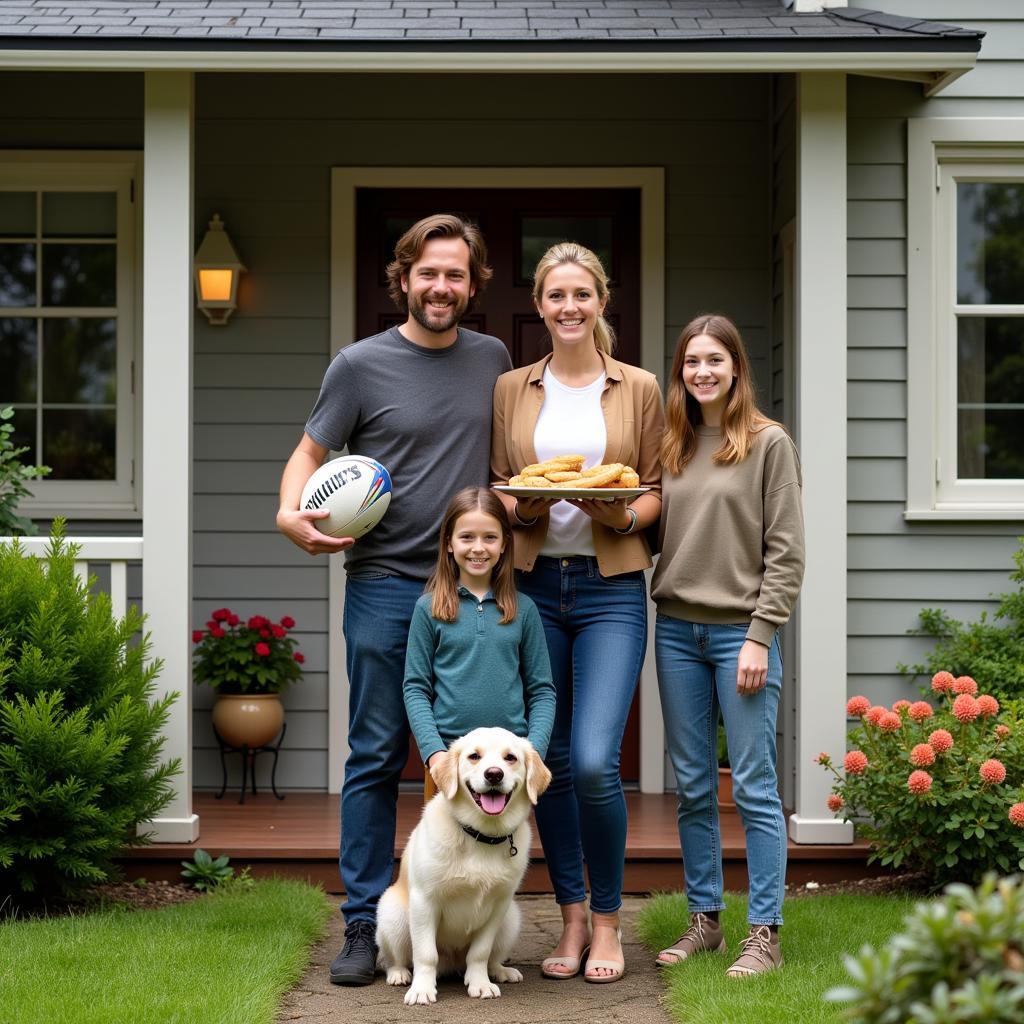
[584,927,625,985]
[541,944,590,980]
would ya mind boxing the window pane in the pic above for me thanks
[520,217,614,282]
[957,183,1024,305]
[0,192,36,238]
[957,317,1024,479]
[0,318,38,402]
[43,318,116,404]
[42,243,116,306]
[0,243,37,307]
[42,192,116,238]
[43,408,116,480]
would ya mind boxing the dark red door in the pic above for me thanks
[356,186,643,781]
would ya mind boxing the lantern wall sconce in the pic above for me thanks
[194,213,246,325]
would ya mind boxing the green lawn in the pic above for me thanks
[0,879,331,1024]
[635,890,921,1024]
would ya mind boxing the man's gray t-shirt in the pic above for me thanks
[304,326,512,579]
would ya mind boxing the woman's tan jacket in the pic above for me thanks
[491,351,664,577]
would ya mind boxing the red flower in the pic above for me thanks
[228,614,239,626]
[846,696,870,717]
[931,671,955,693]
[844,751,868,774]
[907,770,933,795]
[192,630,204,643]
[878,712,902,732]
[271,624,286,639]
[212,608,231,622]
[293,652,305,664]
[254,642,271,657]
[248,615,268,630]
[206,620,218,630]
[952,694,980,723]
[929,729,954,753]
[209,626,226,639]
[1010,803,1024,828]
[952,675,978,695]
[280,616,295,629]
[260,629,271,639]
[977,695,999,717]
[910,743,935,768]
[979,759,1006,785]
[908,701,934,722]
[827,794,843,812]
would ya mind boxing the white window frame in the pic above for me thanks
[906,118,1024,520]
[0,151,141,518]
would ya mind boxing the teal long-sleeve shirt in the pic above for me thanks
[403,588,555,764]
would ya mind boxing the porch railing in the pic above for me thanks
[0,536,143,620]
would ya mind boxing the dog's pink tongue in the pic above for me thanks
[480,792,507,815]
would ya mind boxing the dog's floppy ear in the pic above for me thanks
[430,745,460,801]
[525,745,552,805]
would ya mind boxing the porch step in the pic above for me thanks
[119,792,876,894]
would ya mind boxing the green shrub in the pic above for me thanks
[0,406,50,537]
[828,873,1024,1024]
[0,523,179,907]
[180,849,234,892]
[900,539,1024,703]
[819,674,1024,888]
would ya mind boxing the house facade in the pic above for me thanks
[1,0,1020,848]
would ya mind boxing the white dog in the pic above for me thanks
[376,726,552,1006]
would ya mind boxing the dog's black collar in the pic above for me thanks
[461,825,518,857]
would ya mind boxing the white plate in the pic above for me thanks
[494,485,649,502]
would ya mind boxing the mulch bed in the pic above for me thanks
[785,871,933,899]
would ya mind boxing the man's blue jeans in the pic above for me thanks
[339,571,424,924]
[655,615,786,926]
[517,556,647,914]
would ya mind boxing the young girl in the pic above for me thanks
[403,487,556,780]
[652,313,804,978]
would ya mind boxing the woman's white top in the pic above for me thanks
[534,365,607,557]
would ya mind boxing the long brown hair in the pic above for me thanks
[661,313,777,474]
[427,487,517,624]
[385,213,493,313]
[532,241,616,356]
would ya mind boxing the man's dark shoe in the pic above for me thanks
[329,920,378,985]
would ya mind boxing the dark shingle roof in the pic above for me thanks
[0,1,982,48]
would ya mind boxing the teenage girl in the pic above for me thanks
[403,487,556,780]
[652,313,805,978]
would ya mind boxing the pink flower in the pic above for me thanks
[995,724,1011,740]
[907,770,933,795]
[910,743,936,767]
[192,630,204,643]
[892,700,911,713]
[977,695,999,717]
[929,729,954,753]
[280,615,296,629]
[844,751,868,774]
[1009,803,1024,828]
[952,694,980,723]
[979,759,1006,784]
[931,671,955,693]
[865,705,887,726]
[209,626,225,639]
[908,701,934,722]
[293,652,305,664]
[879,711,902,732]
[846,696,871,717]
[952,675,978,695]
[254,642,271,657]
[815,752,830,765]
[827,794,844,812]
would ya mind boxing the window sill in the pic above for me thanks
[904,507,1024,522]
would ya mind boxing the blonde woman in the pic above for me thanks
[491,243,664,984]
[653,313,804,978]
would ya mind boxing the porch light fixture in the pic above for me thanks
[194,213,246,325]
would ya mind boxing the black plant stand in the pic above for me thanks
[212,722,287,804]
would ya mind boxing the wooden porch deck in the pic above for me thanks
[121,791,876,894]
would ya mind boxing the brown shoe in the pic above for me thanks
[726,925,782,977]
[656,912,726,966]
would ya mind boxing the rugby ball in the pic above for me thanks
[300,455,392,539]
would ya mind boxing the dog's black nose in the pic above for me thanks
[483,767,504,786]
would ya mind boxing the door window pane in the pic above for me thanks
[42,192,116,238]
[43,318,116,404]
[0,243,36,306]
[42,243,116,306]
[43,408,116,480]
[957,183,1024,305]
[520,216,614,282]
[0,318,38,402]
[957,316,1024,479]
[0,192,36,238]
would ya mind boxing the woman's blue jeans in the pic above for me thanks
[655,615,786,926]
[516,556,647,914]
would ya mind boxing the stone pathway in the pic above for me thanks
[278,896,671,1024]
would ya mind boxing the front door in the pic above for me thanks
[356,186,643,782]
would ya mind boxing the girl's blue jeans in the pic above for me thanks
[655,615,787,926]
[516,556,647,914]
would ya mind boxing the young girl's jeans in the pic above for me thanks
[655,615,786,926]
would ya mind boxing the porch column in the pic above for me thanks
[788,73,854,844]
[142,70,199,843]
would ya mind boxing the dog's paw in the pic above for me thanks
[386,966,412,986]
[466,978,501,999]
[404,982,437,1006]
[494,965,522,984]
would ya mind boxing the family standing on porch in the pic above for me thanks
[276,213,805,990]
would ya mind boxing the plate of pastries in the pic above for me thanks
[496,455,648,501]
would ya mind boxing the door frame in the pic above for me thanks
[327,166,666,794]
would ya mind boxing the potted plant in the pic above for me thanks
[192,608,304,748]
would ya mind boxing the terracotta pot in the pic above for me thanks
[717,767,735,811]
[211,693,284,749]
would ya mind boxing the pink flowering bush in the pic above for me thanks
[820,672,1024,886]
[192,607,304,694]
